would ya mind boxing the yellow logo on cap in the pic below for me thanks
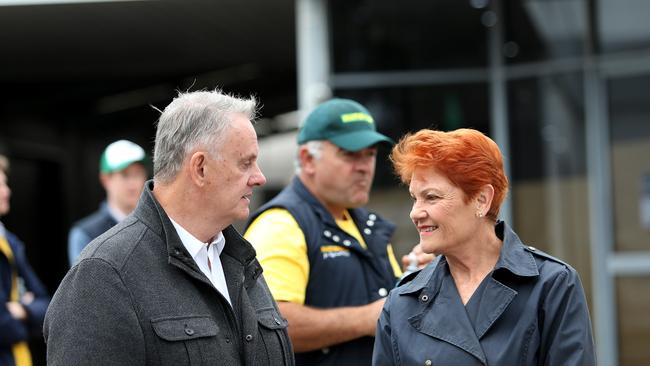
[341,113,374,124]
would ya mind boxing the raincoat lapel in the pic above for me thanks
[472,277,517,339]
[409,270,488,365]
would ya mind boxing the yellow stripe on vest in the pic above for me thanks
[320,245,350,253]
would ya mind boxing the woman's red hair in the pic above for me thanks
[391,128,509,219]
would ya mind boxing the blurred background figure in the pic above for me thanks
[0,155,50,366]
[67,140,147,266]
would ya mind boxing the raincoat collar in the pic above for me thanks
[400,221,538,296]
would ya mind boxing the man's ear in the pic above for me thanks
[298,146,317,175]
[188,151,208,187]
[99,173,110,190]
[475,184,495,216]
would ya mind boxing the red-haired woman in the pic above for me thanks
[373,129,595,365]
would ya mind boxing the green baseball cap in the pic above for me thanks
[99,140,147,174]
[297,98,394,151]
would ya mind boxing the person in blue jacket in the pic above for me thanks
[67,139,148,266]
[373,128,596,365]
[0,155,50,366]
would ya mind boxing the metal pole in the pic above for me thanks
[584,58,618,366]
[488,0,513,225]
[583,0,618,362]
[296,0,331,113]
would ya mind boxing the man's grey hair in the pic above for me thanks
[153,89,257,183]
[294,140,323,174]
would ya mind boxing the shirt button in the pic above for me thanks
[324,230,331,238]
[420,294,429,302]
[322,348,330,354]
[366,220,375,227]
[369,214,377,221]
[332,235,340,242]
[378,288,388,297]
[424,360,432,366]
[364,228,372,235]
[245,334,253,342]
[184,328,195,336]
[343,240,351,247]
[274,317,282,325]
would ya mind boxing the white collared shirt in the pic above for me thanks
[169,218,232,307]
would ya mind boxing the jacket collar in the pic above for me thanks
[132,180,174,245]
[290,176,388,232]
[492,221,539,277]
[400,255,443,295]
[133,180,259,273]
[399,222,534,364]
[291,176,338,227]
[400,221,538,296]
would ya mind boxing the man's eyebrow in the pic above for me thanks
[240,152,258,161]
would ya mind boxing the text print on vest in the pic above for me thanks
[320,245,351,260]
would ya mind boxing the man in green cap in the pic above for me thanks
[245,99,416,366]
[67,139,148,265]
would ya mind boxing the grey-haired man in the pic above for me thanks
[45,90,294,366]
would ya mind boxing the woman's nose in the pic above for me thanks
[410,204,426,221]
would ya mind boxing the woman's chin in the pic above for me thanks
[420,241,441,255]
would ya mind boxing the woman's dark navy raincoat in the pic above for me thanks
[373,222,595,366]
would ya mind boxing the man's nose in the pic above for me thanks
[354,156,374,172]
[250,164,266,187]
[127,175,145,186]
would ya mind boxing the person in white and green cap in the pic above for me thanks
[67,140,148,266]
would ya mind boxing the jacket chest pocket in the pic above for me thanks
[255,308,293,365]
[151,315,236,366]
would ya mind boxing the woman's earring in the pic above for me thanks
[476,211,483,218]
